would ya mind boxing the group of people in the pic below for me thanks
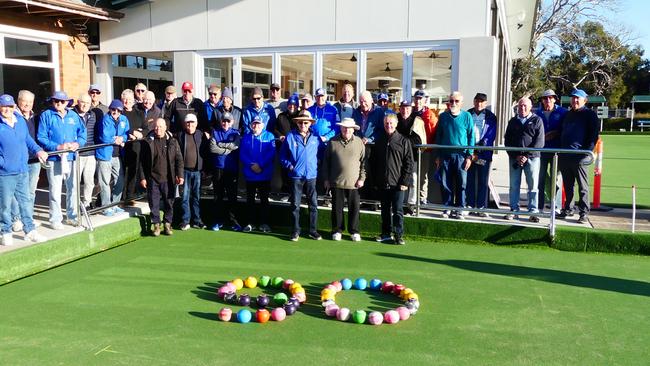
[0,79,598,247]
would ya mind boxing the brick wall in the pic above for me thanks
[59,37,91,101]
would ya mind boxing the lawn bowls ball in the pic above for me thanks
[336,308,351,322]
[232,278,244,290]
[282,279,294,290]
[381,281,394,293]
[223,292,237,304]
[325,304,340,317]
[322,299,335,308]
[224,282,237,292]
[324,284,337,292]
[400,288,414,300]
[331,281,343,291]
[384,310,400,324]
[369,278,382,290]
[271,307,287,321]
[238,294,251,306]
[352,310,367,324]
[368,311,383,325]
[321,288,336,301]
[406,299,420,314]
[340,278,352,290]
[392,284,405,296]
[273,292,288,306]
[396,306,411,321]
[259,275,271,287]
[244,276,257,288]
[237,309,252,323]
[271,276,284,288]
[287,297,300,308]
[256,294,270,308]
[217,286,230,298]
[353,278,368,290]
[256,309,270,323]
[218,307,232,322]
[289,283,302,292]
[293,291,306,303]
[284,303,297,315]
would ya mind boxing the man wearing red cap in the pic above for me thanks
[165,81,203,133]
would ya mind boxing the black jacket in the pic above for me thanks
[504,114,545,158]
[370,131,414,189]
[138,131,183,183]
[165,97,204,134]
[176,130,209,171]
[560,106,599,162]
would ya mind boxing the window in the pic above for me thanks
[241,56,272,102]
[280,54,313,98]
[4,37,51,62]
[323,52,358,102]
[412,50,452,107]
[366,51,403,108]
[204,57,233,91]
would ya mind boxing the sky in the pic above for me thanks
[613,0,650,57]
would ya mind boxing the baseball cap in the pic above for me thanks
[165,85,177,94]
[287,93,300,106]
[540,89,557,98]
[301,93,313,101]
[315,88,326,97]
[399,100,412,107]
[185,113,198,122]
[270,82,280,90]
[108,99,124,111]
[88,84,101,93]
[252,87,264,98]
[222,87,233,100]
[570,89,588,99]
[251,116,263,124]
[474,93,487,102]
[413,90,426,98]
[221,112,234,121]
[0,94,16,107]
[378,93,389,101]
[181,81,193,91]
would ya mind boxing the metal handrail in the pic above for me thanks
[414,144,597,239]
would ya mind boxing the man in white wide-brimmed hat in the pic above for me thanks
[323,118,366,242]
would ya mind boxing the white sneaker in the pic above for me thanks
[50,222,64,230]
[1,233,13,246]
[332,232,342,241]
[243,224,253,233]
[441,210,451,218]
[180,223,191,231]
[63,219,78,226]
[26,230,46,243]
[12,221,23,232]
[351,233,361,242]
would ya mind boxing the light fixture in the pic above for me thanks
[350,54,357,62]
[517,23,524,29]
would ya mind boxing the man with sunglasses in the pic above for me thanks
[37,91,87,229]
[434,91,475,220]
[96,100,130,216]
[88,84,108,115]
[242,87,276,135]
[134,83,147,104]
[165,81,203,133]
[266,82,287,117]
[203,85,223,129]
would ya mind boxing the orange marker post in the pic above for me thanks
[592,138,603,209]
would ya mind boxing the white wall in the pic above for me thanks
[458,36,497,106]
[100,0,490,54]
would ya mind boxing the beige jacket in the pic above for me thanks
[323,134,366,189]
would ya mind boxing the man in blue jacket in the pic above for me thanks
[0,94,48,245]
[280,110,321,242]
[96,100,130,216]
[177,113,208,231]
[535,89,567,213]
[558,89,599,223]
[208,111,242,231]
[37,91,87,229]
[466,93,497,216]
[434,91,475,219]
[240,116,276,233]
[242,87,276,135]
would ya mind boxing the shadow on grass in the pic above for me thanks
[376,252,650,297]
[484,225,550,246]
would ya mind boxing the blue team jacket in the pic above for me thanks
[95,113,130,161]
[0,112,43,175]
[210,127,240,172]
[242,103,276,135]
[308,103,340,142]
[280,131,319,180]
[37,107,87,161]
[240,130,276,182]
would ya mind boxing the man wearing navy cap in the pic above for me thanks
[558,89,599,223]
[377,93,390,111]
[38,91,87,229]
[466,92,497,216]
[0,94,48,245]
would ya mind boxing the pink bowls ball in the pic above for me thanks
[331,281,343,292]
[224,282,237,292]
[384,310,400,324]
[368,311,383,325]
[282,279,294,290]
[294,292,306,303]
[325,304,340,317]
[324,284,338,293]
[217,286,230,298]
[396,306,411,321]
[271,307,287,321]
[218,307,232,322]
[381,281,395,294]
[336,307,351,321]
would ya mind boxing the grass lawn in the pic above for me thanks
[1,230,648,365]
[598,135,650,208]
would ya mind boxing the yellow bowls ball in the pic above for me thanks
[244,276,258,288]
[232,278,244,290]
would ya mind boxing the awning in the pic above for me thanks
[0,0,124,22]
[560,95,607,104]
[631,95,650,103]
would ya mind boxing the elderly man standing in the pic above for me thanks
[139,118,184,236]
[397,100,426,215]
[38,91,87,229]
[308,87,340,145]
[203,84,222,129]
[352,90,385,205]
[96,100,130,216]
[267,82,287,117]
[73,94,98,210]
[334,83,358,120]
[535,89,567,213]
[242,87,276,135]
[435,91,475,219]
[280,110,321,242]
[466,93,497,216]
[166,82,203,133]
[558,89,599,223]
[216,87,242,131]
[323,118,366,242]
[370,113,413,245]
[88,84,108,116]
[177,113,208,230]
[158,85,177,121]
[0,94,48,245]
[504,97,545,222]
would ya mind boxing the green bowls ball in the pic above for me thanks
[259,275,271,288]
[273,292,288,306]
[352,310,367,324]
[271,276,284,288]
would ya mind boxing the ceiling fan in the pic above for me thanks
[415,51,450,59]
[381,63,402,72]
[334,54,371,62]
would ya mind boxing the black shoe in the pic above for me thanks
[290,232,300,242]
[404,205,415,216]
[577,214,588,224]
[375,233,393,243]
[192,222,206,230]
[309,232,322,240]
[395,236,406,245]
[557,209,574,219]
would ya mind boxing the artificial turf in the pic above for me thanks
[599,135,650,208]
[0,229,648,365]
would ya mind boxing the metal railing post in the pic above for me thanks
[416,148,422,217]
[549,153,559,239]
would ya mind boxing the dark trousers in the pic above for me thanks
[246,180,270,226]
[539,153,561,210]
[181,170,202,225]
[380,188,405,236]
[440,153,467,208]
[123,142,141,201]
[147,180,174,224]
[212,168,239,225]
[331,187,360,234]
[290,178,318,235]
[466,161,491,209]
[559,159,590,215]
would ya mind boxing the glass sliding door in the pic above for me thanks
[322,52,358,103]
[366,51,403,109]
[241,56,272,105]
[280,54,313,99]
[412,50,452,108]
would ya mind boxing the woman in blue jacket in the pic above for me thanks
[240,117,276,233]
